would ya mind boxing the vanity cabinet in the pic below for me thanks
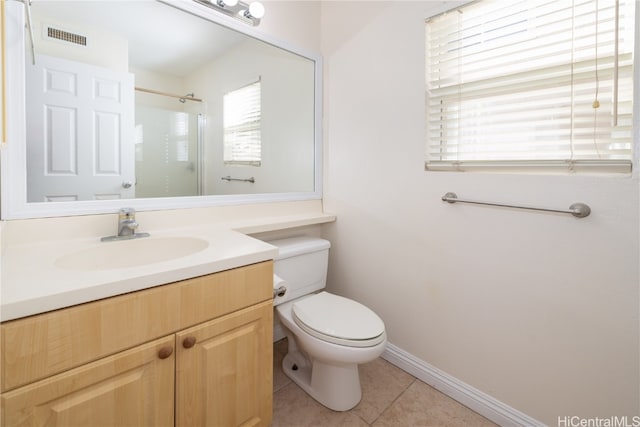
[0,261,274,427]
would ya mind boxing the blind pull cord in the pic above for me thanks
[613,0,620,127]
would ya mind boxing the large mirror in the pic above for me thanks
[1,0,321,219]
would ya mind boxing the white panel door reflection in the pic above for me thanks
[26,55,134,202]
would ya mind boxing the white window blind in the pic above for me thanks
[223,80,261,166]
[425,0,635,173]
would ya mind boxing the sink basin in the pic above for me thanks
[55,237,209,270]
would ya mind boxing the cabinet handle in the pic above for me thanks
[157,346,174,360]
[182,336,197,349]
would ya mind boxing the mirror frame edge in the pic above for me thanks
[1,0,323,220]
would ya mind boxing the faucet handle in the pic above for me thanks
[119,207,136,219]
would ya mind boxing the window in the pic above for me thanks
[425,0,635,173]
[223,79,261,166]
[173,112,190,162]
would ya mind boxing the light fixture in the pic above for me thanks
[243,2,265,20]
[216,0,238,8]
[195,0,265,26]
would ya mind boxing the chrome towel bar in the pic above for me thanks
[221,176,255,183]
[441,192,591,218]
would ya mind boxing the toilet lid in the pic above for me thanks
[292,292,386,347]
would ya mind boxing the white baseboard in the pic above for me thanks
[381,343,544,427]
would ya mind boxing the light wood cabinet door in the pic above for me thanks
[176,300,273,427]
[1,335,175,427]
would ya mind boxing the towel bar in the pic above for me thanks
[221,176,255,183]
[441,192,591,218]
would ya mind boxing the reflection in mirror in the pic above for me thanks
[23,0,316,203]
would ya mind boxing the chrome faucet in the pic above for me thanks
[101,208,150,242]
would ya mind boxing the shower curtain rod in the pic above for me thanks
[134,87,203,103]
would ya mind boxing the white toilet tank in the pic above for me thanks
[268,237,331,306]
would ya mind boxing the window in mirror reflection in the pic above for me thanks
[223,79,262,166]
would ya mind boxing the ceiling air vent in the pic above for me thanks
[46,26,87,46]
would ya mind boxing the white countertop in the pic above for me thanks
[1,200,336,322]
[1,227,279,322]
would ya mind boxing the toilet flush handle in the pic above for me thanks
[273,286,287,299]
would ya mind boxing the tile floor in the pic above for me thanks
[272,339,498,427]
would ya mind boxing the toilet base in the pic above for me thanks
[282,350,362,411]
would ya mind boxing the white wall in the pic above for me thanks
[31,10,128,72]
[320,1,639,425]
[259,0,321,53]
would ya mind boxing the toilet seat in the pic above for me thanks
[292,292,386,348]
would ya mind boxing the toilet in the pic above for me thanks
[269,236,387,411]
